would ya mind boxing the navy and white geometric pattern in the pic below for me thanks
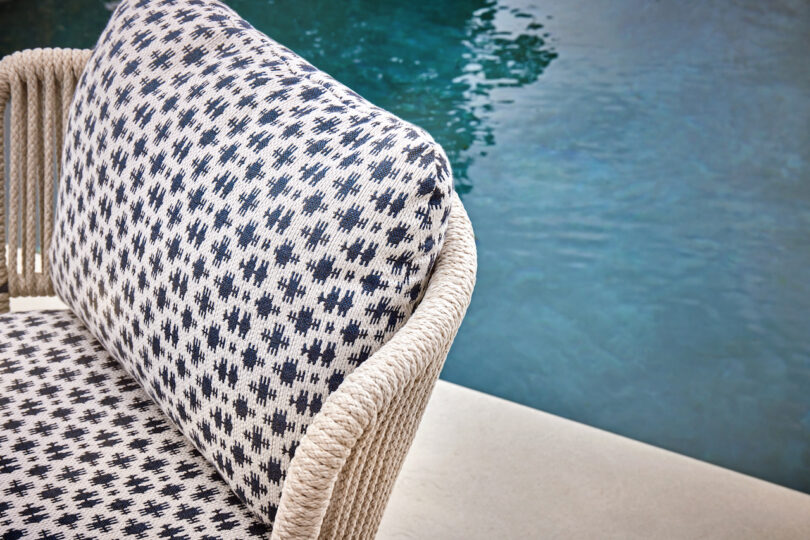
[0,310,271,539]
[50,0,452,524]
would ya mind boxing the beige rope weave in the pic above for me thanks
[0,48,91,311]
[0,48,477,540]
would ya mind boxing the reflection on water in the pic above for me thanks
[2,0,809,493]
[464,5,557,88]
[451,3,558,190]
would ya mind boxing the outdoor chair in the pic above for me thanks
[0,2,476,537]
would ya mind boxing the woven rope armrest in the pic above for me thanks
[0,48,91,311]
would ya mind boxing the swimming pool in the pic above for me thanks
[2,0,809,493]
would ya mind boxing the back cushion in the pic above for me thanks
[50,0,452,524]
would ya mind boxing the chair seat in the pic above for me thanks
[0,310,270,539]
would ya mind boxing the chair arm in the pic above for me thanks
[0,48,91,311]
[274,193,477,540]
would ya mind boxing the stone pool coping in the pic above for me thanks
[380,380,810,539]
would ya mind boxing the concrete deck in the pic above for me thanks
[10,298,810,538]
[379,380,810,539]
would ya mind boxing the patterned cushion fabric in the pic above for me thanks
[50,0,452,525]
[0,310,270,539]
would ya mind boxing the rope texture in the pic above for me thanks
[0,48,91,311]
[0,48,478,540]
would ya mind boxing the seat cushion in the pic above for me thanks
[0,310,270,539]
[50,0,453,524]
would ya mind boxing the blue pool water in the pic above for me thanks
[2,0,809,492]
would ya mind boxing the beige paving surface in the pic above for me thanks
[378,380,810,539]
[10,298,810,538]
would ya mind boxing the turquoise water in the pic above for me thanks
[2,0,809,492]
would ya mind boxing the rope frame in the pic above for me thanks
[0,48,91,310]
[0,48,477,540]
